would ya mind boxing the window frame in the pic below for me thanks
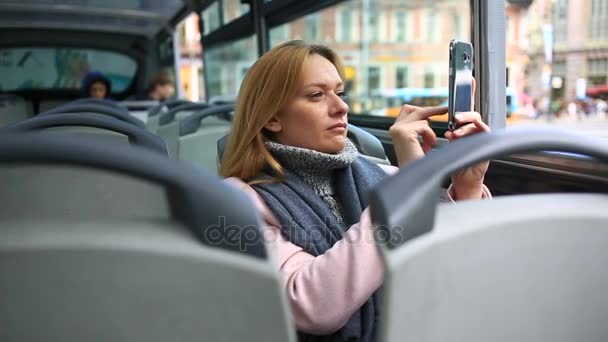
[196,0,506,130]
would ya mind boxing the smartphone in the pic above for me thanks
[448,39,474,131]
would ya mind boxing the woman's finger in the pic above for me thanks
[454,111,482,125]
[395,104,422,121]
[397,119,437,149]
[411,106,448,121]
[419,123,437,153]
[396,105,447,123]
[452,117,491,137]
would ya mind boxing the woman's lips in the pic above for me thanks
[328,122,347,131]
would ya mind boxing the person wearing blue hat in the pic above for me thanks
[81,71,112,99]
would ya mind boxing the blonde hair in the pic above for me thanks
[219,40,345,182]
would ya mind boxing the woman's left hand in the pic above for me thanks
[444,111,491,200]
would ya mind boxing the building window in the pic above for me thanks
[368,66,381,90]
[427,12,438,42]
[201,2,221,36]
[340,10,352,42]
[270,25,290,45]
[369,12,380,42]
[552,60,566,77]
[304,14,321,41]
[588,58,608,85]
[590,0,608,40]
[396,66,408,88]
[394,12,408,42]
[424,70,435,88]
[553,0,568,43]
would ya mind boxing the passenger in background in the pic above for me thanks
[81,71,112,99]
[140,72,176,101]
[221,40,491,342]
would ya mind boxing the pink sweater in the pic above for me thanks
[224,165,490,335]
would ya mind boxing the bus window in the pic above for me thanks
[266,0,471,121]
[203,36,257,100]
[506,0,608,138]
[0,47,137,93]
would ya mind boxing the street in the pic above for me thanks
[507,114,608,139]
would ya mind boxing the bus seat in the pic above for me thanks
[69,98,126,111]
[146,99,193,132]
[376,194,608,342]
[177,104,234,174]
[209,94,236,105]
[1,113,168,155]
[0,95,33,127]
[39,99,69,113]
[346,124,390,165]
[157,102,209,126]
[216,123,390,167]
[40,103,145,128]
[0,133,295,342]
[156,103,209,158]
[370,127,608,342]
[118,100,160,123]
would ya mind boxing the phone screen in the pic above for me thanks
[448,40,473,130]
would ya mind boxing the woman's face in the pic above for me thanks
[265,53,349,154]
[90,81,107,99]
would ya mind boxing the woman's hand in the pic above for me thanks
[389,105,448,167]
[444,111,491,200]
[389,77,490,200]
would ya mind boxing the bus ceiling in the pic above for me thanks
[0,0,194,38]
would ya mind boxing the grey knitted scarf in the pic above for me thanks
[256,138,387,342]
[265,139,359,227]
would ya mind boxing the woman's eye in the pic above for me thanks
[309,92,324,100]
[337,91,349,100]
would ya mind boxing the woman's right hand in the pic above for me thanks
[388,105,448,167]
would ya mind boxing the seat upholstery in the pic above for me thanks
[0,133,296,342]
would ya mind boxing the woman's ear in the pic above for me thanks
[264,116,282,133]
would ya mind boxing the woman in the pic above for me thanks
[221,40,490,341]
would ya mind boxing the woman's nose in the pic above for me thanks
[330,93,349,116]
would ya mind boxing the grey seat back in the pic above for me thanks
[40,103,145,128]
[156,103,209,157]
[0,133,295,342]
[378,194,608,342]
[369,127,608,342]
[178,104,234,173]
[0,95,33,127]
[1,113,168,155]
[156,121,181,157]
[346,124,390,164]
[119,100,160,123]
[146,99,192,131]
[68,98,125,111]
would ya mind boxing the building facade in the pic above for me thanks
[177,0,607,113]
[524,0,608,102]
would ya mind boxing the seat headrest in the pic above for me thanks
[217,134,229,164]
[0,133,267,259]
[216,124,388,164]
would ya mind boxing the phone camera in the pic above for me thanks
[462,53,470,63]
